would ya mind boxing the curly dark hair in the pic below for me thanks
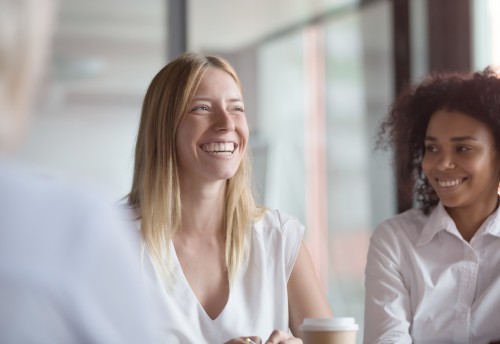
[377,67,500,214]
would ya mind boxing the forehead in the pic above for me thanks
[426,110,492,139]
[193,67,241,96]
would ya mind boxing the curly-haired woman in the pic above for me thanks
[364,68,500,343]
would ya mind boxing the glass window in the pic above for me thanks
[473,0,500,70]
[255,2,394,342]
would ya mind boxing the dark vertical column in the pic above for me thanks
[168,0,187,62]
[393,0,411,96]
[392,0,413,213]
[427,0,471,72]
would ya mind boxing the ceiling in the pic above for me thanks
[189,0,352,51]
[51,0,166,103]
[50,0,354,104]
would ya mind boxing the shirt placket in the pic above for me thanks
[453,246,479,343]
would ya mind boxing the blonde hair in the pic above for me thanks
[0,0,55,149]
[128,52,264,287]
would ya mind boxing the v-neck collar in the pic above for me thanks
[169,240,231,322]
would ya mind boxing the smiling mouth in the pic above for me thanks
[436,178,464,188]
[200,142,236,155]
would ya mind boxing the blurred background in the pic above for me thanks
[17,0,500,342]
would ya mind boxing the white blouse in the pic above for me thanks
[364,202,500,344]
[141,209,305,343]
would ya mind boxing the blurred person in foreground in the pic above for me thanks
[0,0,164,342]
[126,52,333,344]
[364,68,500,343]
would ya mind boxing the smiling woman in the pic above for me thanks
[126,52,333,343]
[176,67,249,184]
[422,110,500,241]
[364,68,500,344]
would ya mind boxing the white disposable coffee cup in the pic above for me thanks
[300,317,359,344]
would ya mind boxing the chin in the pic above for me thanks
[441,198,467,210]
[220,172,238,181]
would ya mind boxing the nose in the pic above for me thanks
[214,108,235,131]
[436,153,456,170]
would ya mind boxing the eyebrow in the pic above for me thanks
[191,97,244,103]
[425,135,478,142]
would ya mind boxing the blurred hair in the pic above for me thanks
[128,52,264,287]
[0,0,54,149]
[377,67,500,214]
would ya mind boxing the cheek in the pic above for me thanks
[489,156,500,181]
[174,125,195,165]
[174,142,188,169]
[237,119,249,144]
[174,133,185,159]
[176,120,198,145]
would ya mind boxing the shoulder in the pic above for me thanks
[250,209,305,257]
[253,208,305,236]
[0,160,134,266]
[116,199,141,226]
[370,208,428,252]
[0,159,116,216]
[0,161,163,343]
[118,202,143,246]
[250,209,305,277]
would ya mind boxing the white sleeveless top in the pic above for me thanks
[141,209,305,343]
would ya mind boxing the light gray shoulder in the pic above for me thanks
[372,208,427,245]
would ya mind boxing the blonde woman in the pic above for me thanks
[128,52,332,343]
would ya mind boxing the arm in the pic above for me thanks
[287,240,333,338]
[364,228,412,344]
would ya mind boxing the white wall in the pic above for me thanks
[18,96,142,200]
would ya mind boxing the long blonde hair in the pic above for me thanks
[128,52,264,287]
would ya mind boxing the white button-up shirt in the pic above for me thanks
[364,202,500,344]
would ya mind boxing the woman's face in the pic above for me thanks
[422,109,500,212]
[175,67,249,185]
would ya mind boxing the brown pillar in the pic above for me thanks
[427,0,471,72]
[392,0,413,213]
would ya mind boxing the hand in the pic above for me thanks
[224,336,262,344]
[264,330,303,344]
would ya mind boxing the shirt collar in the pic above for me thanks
[417,201,500,247]
[417,203,456,247]
[482,202,500,237]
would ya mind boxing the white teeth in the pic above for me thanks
[437,179,461,188]
[201,142,235,154]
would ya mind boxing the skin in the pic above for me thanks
[174,67,247,321]
[174,67,332,344]
[422,110,500,242]
[176,67,249,187]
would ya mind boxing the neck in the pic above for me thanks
[446,195,499,242]
[179,179,227,235]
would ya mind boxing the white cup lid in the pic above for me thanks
[300,317,359,332]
